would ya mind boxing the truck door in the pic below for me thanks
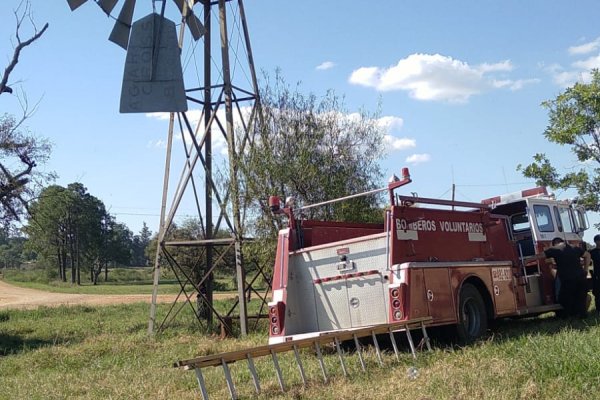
[528,202,557,243]
[573,206,589,236]
[423,267,455,323]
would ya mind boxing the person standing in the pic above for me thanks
[540,237,590,318]
[588,234,600,313]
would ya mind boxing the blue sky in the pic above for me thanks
[1,0,600,238]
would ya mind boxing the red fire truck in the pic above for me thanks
[267,168,590,344]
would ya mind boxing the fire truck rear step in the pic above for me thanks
[174,317,432,400]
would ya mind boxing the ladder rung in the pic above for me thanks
[388,328,400,362]
[315,342,328,383]
[293,345,307,387]
[271,350,286,392]
[420,321,432,351]
[221,359,237,400]
[334,337,348,377]
[353,334,366,372]
[371,331,384,367]
[194,368,209,400]
[246,354,261,394]
[405,324,417,359]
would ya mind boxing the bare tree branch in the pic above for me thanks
[0,1,49,95]
[0,1,52,227]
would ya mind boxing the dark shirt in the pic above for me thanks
[589,248,600,282]
[544,244,585,281]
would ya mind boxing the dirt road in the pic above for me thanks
[0,280,233,310]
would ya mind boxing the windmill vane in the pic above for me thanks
[67,0,204,50]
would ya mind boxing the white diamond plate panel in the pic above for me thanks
[347,274,388,327]
[315,280,351,330]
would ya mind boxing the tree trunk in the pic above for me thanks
[57,248,63,281]
[76,233,80,285]
[104,264,108,282]
[61,246,67,283]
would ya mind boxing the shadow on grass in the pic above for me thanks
[0,333,73,356]
[490,311,600,342]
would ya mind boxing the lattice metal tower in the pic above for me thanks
[67,0,263,336]
[146,0,263,336]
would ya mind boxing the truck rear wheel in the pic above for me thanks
[456,283,488,344]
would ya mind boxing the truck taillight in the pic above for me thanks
[269,302,285,336]
[389,283,407,321]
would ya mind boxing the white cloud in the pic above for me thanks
[377,115,404,132]
[384,136,416,151]
[492,78,540,91]
[568,37,600,55]
[572,54,600,70]
[547,42,600,87]
[316,61,336,71]
[405,153,431,165]
[145,107,253,156]
[478,60,514,73]
[147,109,415,157]
[147,139,167,149]
[145,112,170,121]
[349,54,533,103]
[349,67,380,87]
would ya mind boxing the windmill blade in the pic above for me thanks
[171,0,205,41]
[98,0,119,15]
[109,0,137,50]
[66,0,88,11]
[185,12,205,41]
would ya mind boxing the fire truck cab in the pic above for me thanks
[483,187,589,307]
[267,170,589,345]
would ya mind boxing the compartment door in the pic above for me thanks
[346,272,387,328]
[423,268,456,323]
[490,266,518,314]
[314,280,350,331]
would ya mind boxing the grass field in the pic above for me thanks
[2,300,600,400]
[1,268,242,295]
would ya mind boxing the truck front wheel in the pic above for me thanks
[456,283,488,344]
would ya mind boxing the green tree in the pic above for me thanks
[91,216,133,284]
[238,71,386,266]
[131,222,152,266]
[518,69,600,214]
[24,185,71,281]
[0,234,26,269]
[25,183,131,284]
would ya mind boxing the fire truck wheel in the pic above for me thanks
[456,283,488,344]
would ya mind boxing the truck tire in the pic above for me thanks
[456,283,488,344]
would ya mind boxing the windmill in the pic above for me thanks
[66,0,265,336]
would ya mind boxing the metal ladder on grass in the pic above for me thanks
[174,316,433,400]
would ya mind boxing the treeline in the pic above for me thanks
[0,183,152,284]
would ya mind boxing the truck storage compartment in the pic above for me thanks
[283,233,390,336]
